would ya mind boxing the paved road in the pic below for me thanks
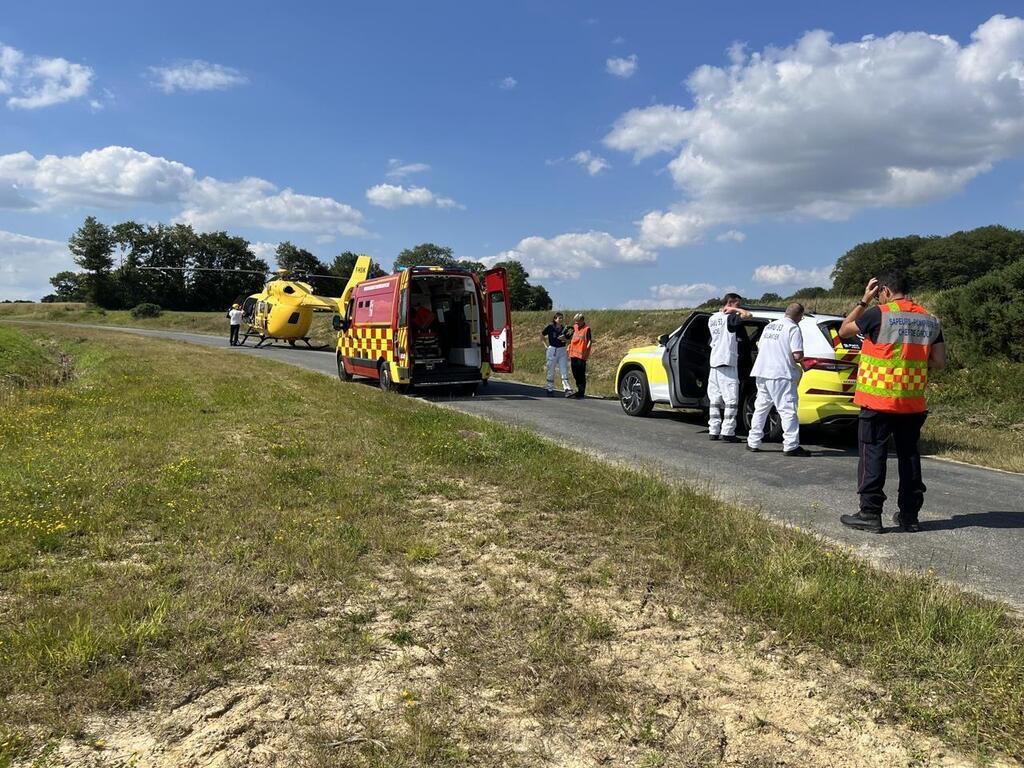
[11,322,1024,611]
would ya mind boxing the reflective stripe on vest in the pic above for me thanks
[568,324,591,360]
[854,299,939,414]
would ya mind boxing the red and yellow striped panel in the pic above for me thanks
[339,325,395,362]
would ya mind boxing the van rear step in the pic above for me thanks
[411,364,482,386]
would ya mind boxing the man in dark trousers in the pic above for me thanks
[567,313,592,398]
[227,303,244,346]
[838,272,945,533]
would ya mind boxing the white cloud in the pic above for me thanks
[636,209,708,248]
[149,60,247,93]
[716,229,746,243]
[606,54,638,78]
[571,150,611,176]
[183,177,366,234]
[386,159,431,179]
[484,231,655,280]
[0,43,93,109]
[0,230,74,300]
[0,146,195,207]
[752,264,833,287]
[605,15,1024,248]
[622,282,719,309]
[499,76,517,90]
[0,146,368,237]
[365,183,463,210]
[249,241,278,264]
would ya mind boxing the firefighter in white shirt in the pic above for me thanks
[707,293,752,442]
[747,303,810,456]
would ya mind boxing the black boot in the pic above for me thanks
[893,512,921,533]
[840,511,883,533]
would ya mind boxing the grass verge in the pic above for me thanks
[0,326,68,394]
[0,327,1021,764]
[3,299,1023,471]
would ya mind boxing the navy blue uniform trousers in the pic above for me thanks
[857,408,928,519]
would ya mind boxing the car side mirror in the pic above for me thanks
[331,314,344,331]
[657,334,669,346]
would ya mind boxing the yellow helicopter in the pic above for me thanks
[138,262,370,348]
[237,270,333,348]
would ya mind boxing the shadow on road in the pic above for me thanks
[924,511,1024,531]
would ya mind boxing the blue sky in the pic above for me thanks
[2,1,1024,305]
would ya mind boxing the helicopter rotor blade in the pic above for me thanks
[135,266,270,276]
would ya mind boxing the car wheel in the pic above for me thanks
[741,385,783,442]
[619,369,653,417]
[337,354,352,382]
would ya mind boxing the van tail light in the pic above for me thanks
[801,357,858,372]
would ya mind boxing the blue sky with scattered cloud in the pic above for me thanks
[2,1,1024,304]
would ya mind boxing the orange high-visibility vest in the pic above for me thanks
[854,299,941,414]
[568,323,591,361]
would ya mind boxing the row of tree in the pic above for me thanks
[830,225,1024,295]
[47,217,553,312]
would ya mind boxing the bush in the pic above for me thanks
[936,259,1024,363]
[130,302,163,319]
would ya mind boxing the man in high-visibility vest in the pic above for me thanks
[838,272,946,533]
[567,313,593,399]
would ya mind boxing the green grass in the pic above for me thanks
[0,327,1022,764]
[0,326,67,393]
[5,300,1023,471]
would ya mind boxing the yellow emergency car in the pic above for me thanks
[615,308,860,441]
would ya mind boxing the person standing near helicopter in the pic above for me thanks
[227,303,244,346]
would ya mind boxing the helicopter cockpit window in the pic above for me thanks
[287,311,300,324]
[283,285,295,294]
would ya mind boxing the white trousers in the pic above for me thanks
[545,346,571,392]
[707,365,740,437]
[747,377,801,451]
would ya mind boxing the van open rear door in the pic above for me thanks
[483,268,514,373]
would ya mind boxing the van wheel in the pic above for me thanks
[741,386,783,442]
[378,362,395,392]
[619,369,653,417]
[337,354,352,382]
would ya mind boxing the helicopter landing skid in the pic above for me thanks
[289,337,328,350]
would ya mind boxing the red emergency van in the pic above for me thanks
[334,264,513,392]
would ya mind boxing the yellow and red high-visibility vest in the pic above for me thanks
[568,323,591,360]
[854,299,941,414]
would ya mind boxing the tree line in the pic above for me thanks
[711,225,1024,364]
[47,216,553,312]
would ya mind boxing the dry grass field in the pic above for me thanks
[0,325,1022,766]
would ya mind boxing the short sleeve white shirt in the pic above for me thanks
[708,311,738,368]
[228,309,245,325]
[751,317,803,380]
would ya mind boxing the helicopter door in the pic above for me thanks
[483,267,514,373]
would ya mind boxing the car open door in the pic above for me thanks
[665,312,710,407]
[483,267,514,373]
